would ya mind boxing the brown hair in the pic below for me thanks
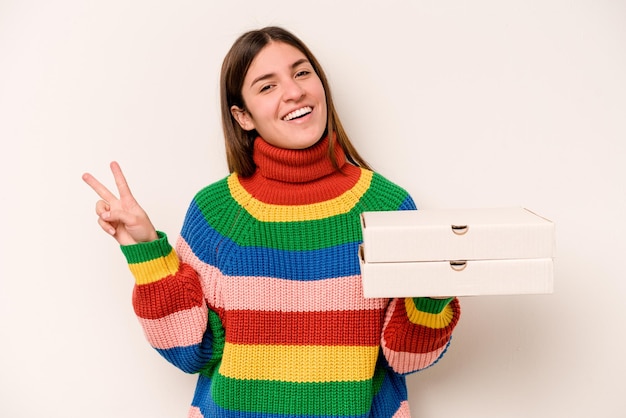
[220,26,371,177]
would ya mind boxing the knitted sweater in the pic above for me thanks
[121,136,461,418]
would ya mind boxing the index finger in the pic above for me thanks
[82,171,118,202]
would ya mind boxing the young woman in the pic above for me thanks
[83,26,461,418]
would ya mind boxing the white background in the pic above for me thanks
[1,1,625,417]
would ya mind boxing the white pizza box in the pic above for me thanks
[359,255,554,297]
[360,207,555,263]
[359,207,555,297]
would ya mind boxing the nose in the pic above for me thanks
[282,78,305,101]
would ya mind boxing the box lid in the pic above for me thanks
[360,207,555,263]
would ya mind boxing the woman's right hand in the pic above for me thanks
[82,161,159,246]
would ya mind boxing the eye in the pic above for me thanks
[259,84,274,93]
[295,70,311,78]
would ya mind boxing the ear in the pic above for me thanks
[230,105,255,131]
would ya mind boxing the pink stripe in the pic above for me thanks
[381,343,447,374]
[137,305,208,350]
[177,237,388,312]
[219,275,387,311]
[188,406,203,418]
[392,401,411,418]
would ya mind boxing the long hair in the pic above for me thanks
[220,26,371,177]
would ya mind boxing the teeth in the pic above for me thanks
[283,106,312,121]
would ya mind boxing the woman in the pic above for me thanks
[83,26,461,418]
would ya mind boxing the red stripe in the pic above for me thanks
[132,263,204,319]
[383,298,460,354]
[238,165,362,205]
[224,309,386,346]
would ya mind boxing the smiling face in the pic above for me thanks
[230,41,328,150]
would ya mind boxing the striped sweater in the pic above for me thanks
[120,136,461,418]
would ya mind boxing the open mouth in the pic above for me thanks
[283,106,312,121]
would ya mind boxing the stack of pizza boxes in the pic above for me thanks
[359,207,555,297]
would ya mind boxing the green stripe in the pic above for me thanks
[120,231,172,264]
[372,365,386,396]
[195,174,410,251]
[212,374,374,415]
[412,297,454,314]
[199,309,225,376]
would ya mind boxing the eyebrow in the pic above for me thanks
[249,58,311,88]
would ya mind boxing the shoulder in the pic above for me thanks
[361,168,417,211]
[191,175,233,208]
[182,174,237,224]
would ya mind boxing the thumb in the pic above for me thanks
[102,209,158,243]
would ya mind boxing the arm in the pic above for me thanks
[83,162,224,374]
[381,296,461,375]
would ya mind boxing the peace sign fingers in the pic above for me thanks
[82,161,158,245]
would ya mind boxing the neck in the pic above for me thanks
[236,135,362,205]
[252,135,345,183]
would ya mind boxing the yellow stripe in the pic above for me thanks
[228,169,373,222]
[128,249,180,285]
[220,343,378,382]
[404,299,454,329]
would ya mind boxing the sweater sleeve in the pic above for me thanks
[380,296,461,375]
[120,231,224,375]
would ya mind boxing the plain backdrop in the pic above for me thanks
[1,1,625,417]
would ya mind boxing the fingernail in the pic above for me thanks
[108,228,116,235]
[102,212,110,220]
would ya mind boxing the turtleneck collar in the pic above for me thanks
[252,135,346,183]
[236,134,363,205]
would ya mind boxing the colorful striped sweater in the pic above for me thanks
[120,136,461,418]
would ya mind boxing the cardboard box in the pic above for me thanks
[359,207,555,297]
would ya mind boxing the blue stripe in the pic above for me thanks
[219,240,362,279]
[398,195,417,210]
[180,205,362,280]
[371,371,408,417]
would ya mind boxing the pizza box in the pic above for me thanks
[359,207,555,297]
